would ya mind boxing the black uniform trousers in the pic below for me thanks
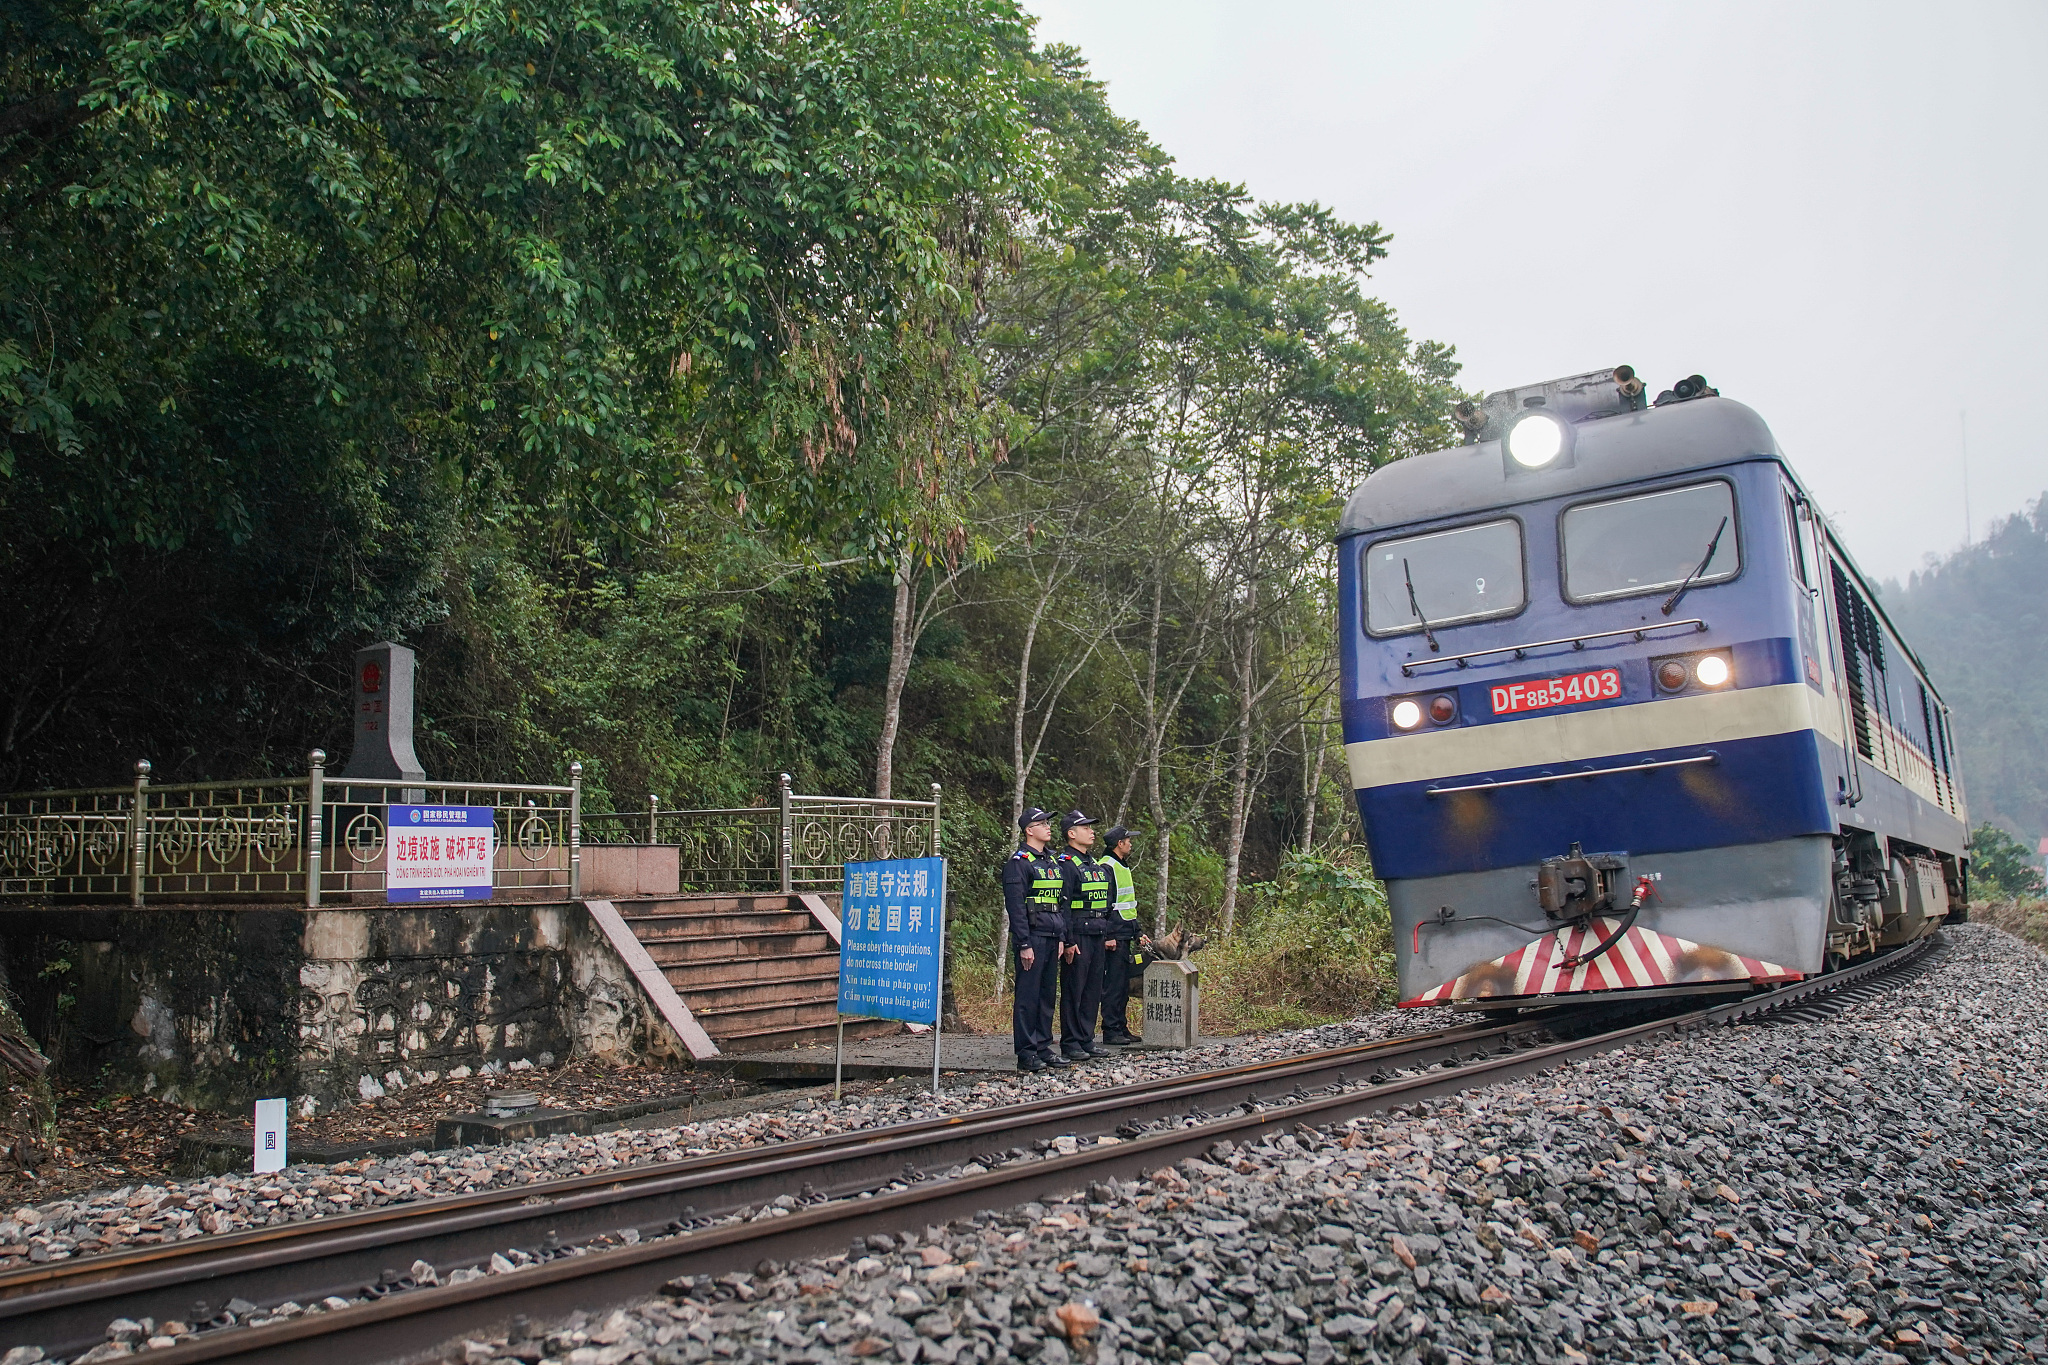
[1101,934,1139,1041]
[1012,933,1061,1060]
[1059,934,1108,1054]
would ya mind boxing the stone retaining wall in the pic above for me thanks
[0,901,680,1116]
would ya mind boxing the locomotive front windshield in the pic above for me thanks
[1364,518,1525,636]
[1561,480,1740,602]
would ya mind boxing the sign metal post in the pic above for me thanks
[930,864,948,1094]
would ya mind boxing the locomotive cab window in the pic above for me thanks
[1785,491,1811,587]
[1561,480,1740,603]
[1363,519,1525,637]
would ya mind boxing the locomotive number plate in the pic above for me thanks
[1490,668,1621,716]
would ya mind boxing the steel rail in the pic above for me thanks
[97,933,1936,1365]
[0,1019,1541,1357]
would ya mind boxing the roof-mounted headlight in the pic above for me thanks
[1506,410,1567,468]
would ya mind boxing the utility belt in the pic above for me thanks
[1067,913,1112,937]
[1024,909,1067,937]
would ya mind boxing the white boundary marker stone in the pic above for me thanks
[253,1097,287,1173]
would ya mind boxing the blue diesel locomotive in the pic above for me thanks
[1337,368,1968,1009]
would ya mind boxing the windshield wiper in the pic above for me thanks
[1662,515,1729,616]
[1403,557,1440,652]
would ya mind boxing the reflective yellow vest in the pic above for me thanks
[1106,854,1142,966]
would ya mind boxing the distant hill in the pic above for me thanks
[1878,496,2048,854]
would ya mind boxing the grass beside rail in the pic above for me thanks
[947,848,1398,1040]
[1978,899,2048,952]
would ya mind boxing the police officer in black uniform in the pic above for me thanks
[1055,810,1115,1060]
[1002,807,1072,1072]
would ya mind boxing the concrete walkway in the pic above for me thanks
[704,1028,1233,1081]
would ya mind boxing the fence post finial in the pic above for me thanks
[931,782,942,858]
[568,761,584,901]
[307,750,326,909]
[648,793,660,846]
[129,760,151,908]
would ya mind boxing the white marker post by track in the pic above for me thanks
[253,1098,287,1173]
[834,856,948,1098]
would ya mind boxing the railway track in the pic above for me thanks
[1,934,1941,1365]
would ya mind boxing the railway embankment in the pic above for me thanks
[427,924,2044,1365]
[0,1012,1441,1272]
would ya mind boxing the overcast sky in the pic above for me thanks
[1025,0,2047,585]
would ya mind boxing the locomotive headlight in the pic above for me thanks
[1694,654,1732,687]
[1506,411,1566,468]
[1391,699,1424,730]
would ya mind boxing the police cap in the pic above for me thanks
[1103,825,1138,847]
[1018,806,1052,832]
[1059,809,1097,834]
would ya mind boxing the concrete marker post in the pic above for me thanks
[834,1018,845,1103]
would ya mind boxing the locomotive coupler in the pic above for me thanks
[1535,842,1631,920]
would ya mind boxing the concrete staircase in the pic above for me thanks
[614,895,899,1053]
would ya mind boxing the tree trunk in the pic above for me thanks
[1152,829,1172,939]
[1142,538,1171,930]
[995,590,1055,996]
[1009,594,1051,832]
[1146,706,1171,936]
[1300,692,1333,851]
[874,547,915,800]
[1217,586,1258,935]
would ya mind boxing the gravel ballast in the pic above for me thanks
[425,924,2048,1365]
[0,1009,1437,1270]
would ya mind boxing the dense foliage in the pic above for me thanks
[3,0,1036,781]
[1967,823,2047,901]
[1200,846,1395,1031]
[1881,497,2048,864]
[4,8,1452,990]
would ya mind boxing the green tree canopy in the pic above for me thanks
[1,0,1041,783]
[1969,822,2046,901]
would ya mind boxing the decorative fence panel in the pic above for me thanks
[0,787,137,901]
[583,775,941,895]
[0,755,581,905]
[787,798,936,890]
[1,762,932,904]
[4,769,937,908]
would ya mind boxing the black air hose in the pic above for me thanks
[1560,876,1656,970]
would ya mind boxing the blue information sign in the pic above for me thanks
[837,857,947,1024]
